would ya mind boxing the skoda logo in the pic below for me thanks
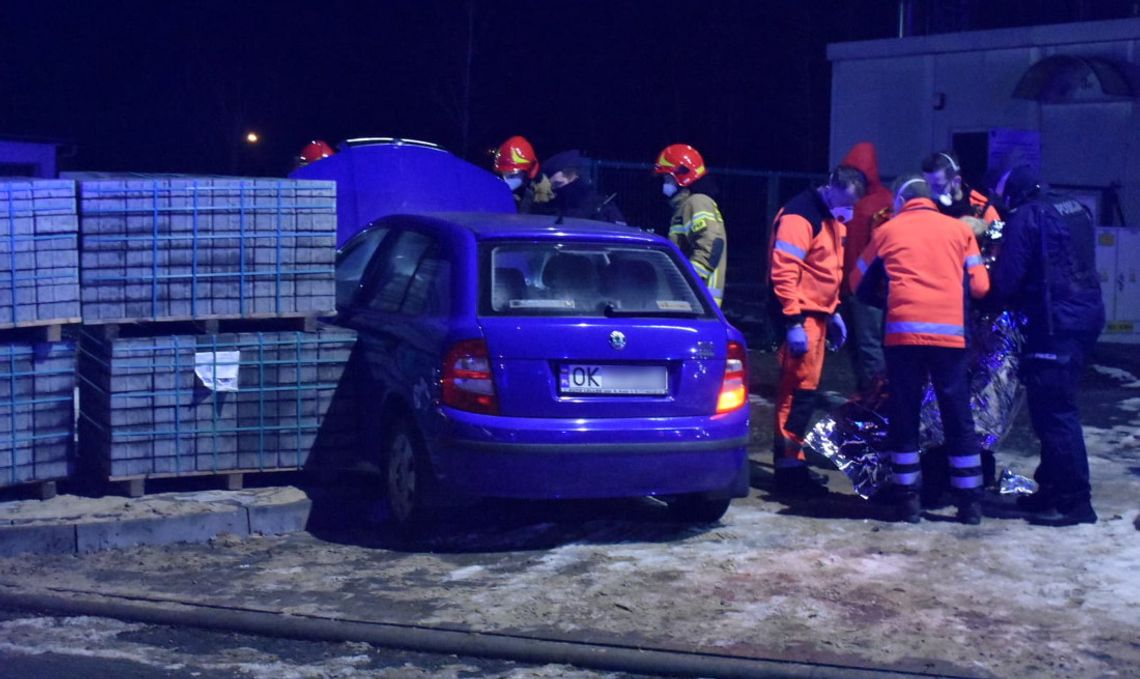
[609,331,627,350]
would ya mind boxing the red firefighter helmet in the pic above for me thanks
[653,144,707,187]
[298,140,334,165]
[493,135,540,179]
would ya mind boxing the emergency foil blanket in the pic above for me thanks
[805,311,1026,498]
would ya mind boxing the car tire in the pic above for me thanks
[666,495,731,523]
[382,419,434,526]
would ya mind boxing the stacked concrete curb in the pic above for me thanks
[0,489,312,557]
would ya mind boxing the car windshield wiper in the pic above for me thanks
[603,303,701,318]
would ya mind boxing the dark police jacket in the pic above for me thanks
[548,179,625,223]
[991,194,1105,344]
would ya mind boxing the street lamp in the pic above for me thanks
[245,131,260,144]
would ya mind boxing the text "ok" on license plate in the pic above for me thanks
[559,364,668,395]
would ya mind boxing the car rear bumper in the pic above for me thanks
[430,408,750,499]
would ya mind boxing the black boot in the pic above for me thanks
[806,467,830,487]
[957,491,983,526]
[1026,498,1098,526]
[773,466,829,498]
[1015,490,1055,513]
[896,491,921,524]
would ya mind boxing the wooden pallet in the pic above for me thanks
[105,467,304,498]
[0,318,82,342]
[83,312,335,339]
[0,479,61,501]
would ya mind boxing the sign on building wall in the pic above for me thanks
[988,128,1041,175]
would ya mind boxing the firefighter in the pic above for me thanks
[839,142,893,393]
[768,165,867,496]
[849,175,991,524]
[297,140,335,169]
[654,144,726,306]
[921,150,1002,237]
[991,166,1105,526]
[492,135,553,214]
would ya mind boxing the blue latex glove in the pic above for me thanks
[827,313,847,351]
[786,324,809,357]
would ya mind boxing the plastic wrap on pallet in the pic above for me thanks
[76,177,337,323]
[0,180,82,329]
[77,328,359,479]
[0,341,76,488]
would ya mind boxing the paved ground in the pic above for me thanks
[0,343,1138,678]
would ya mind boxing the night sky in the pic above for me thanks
[1,1,1134,177]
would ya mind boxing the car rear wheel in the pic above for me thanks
[666,495,731,523]
[383,420,433,525]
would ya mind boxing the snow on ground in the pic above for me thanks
[1,352,1138,678]
[1091,364,1140,388]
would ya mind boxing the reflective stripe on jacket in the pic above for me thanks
[769,188,845,321]
[849,197,990,348]
[669,190,727,304]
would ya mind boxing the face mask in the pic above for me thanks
[503,175,524,191]
[830,206,853,223]
[662,181,678,198]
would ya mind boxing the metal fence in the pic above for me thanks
[590,160,828,344]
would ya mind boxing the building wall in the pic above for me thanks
[828,18,1140,225]
[0,139,60,178]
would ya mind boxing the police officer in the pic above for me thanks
[543,150,624,223]
[991,166,1105,526]
[768,165,866,496]
[654,144,727,306]
[850,175,991,524]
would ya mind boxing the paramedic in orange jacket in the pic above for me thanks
[839,142,893,392]
[922,150,1002,236]
[849,175,991,524]
[769,165,867,496]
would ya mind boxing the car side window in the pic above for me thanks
[336,227,389,307]
[366,230,434,313]
[402,251,450,317]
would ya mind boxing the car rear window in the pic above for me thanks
[479,241,712,318]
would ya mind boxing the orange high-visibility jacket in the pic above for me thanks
[769,188,845,323]
[968,188,1001,224]
[849,198,990,348]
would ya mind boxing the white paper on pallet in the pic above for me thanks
[194,351,241,392]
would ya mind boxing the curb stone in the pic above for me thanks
[0,498,313,557]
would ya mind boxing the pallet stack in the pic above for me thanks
[74,176,358,495]
[0,180,81,497]
[77,328,358,491]
[77,177,336,322]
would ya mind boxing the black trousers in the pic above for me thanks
[1021,331,1098,506]
[885,345,982,494]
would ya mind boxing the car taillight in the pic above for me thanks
[441,338,499,415]
[716,340,748,413]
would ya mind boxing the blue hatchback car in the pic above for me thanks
[336,212,750,524]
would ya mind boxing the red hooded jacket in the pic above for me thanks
[840,142,893,288]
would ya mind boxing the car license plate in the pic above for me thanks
[559,364,667,395]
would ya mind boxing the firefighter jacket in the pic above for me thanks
[849,198,990,348]
[769,188,844,325]
[990,194,1105,344]
[668,189,727,304]
[517,174,554,215]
